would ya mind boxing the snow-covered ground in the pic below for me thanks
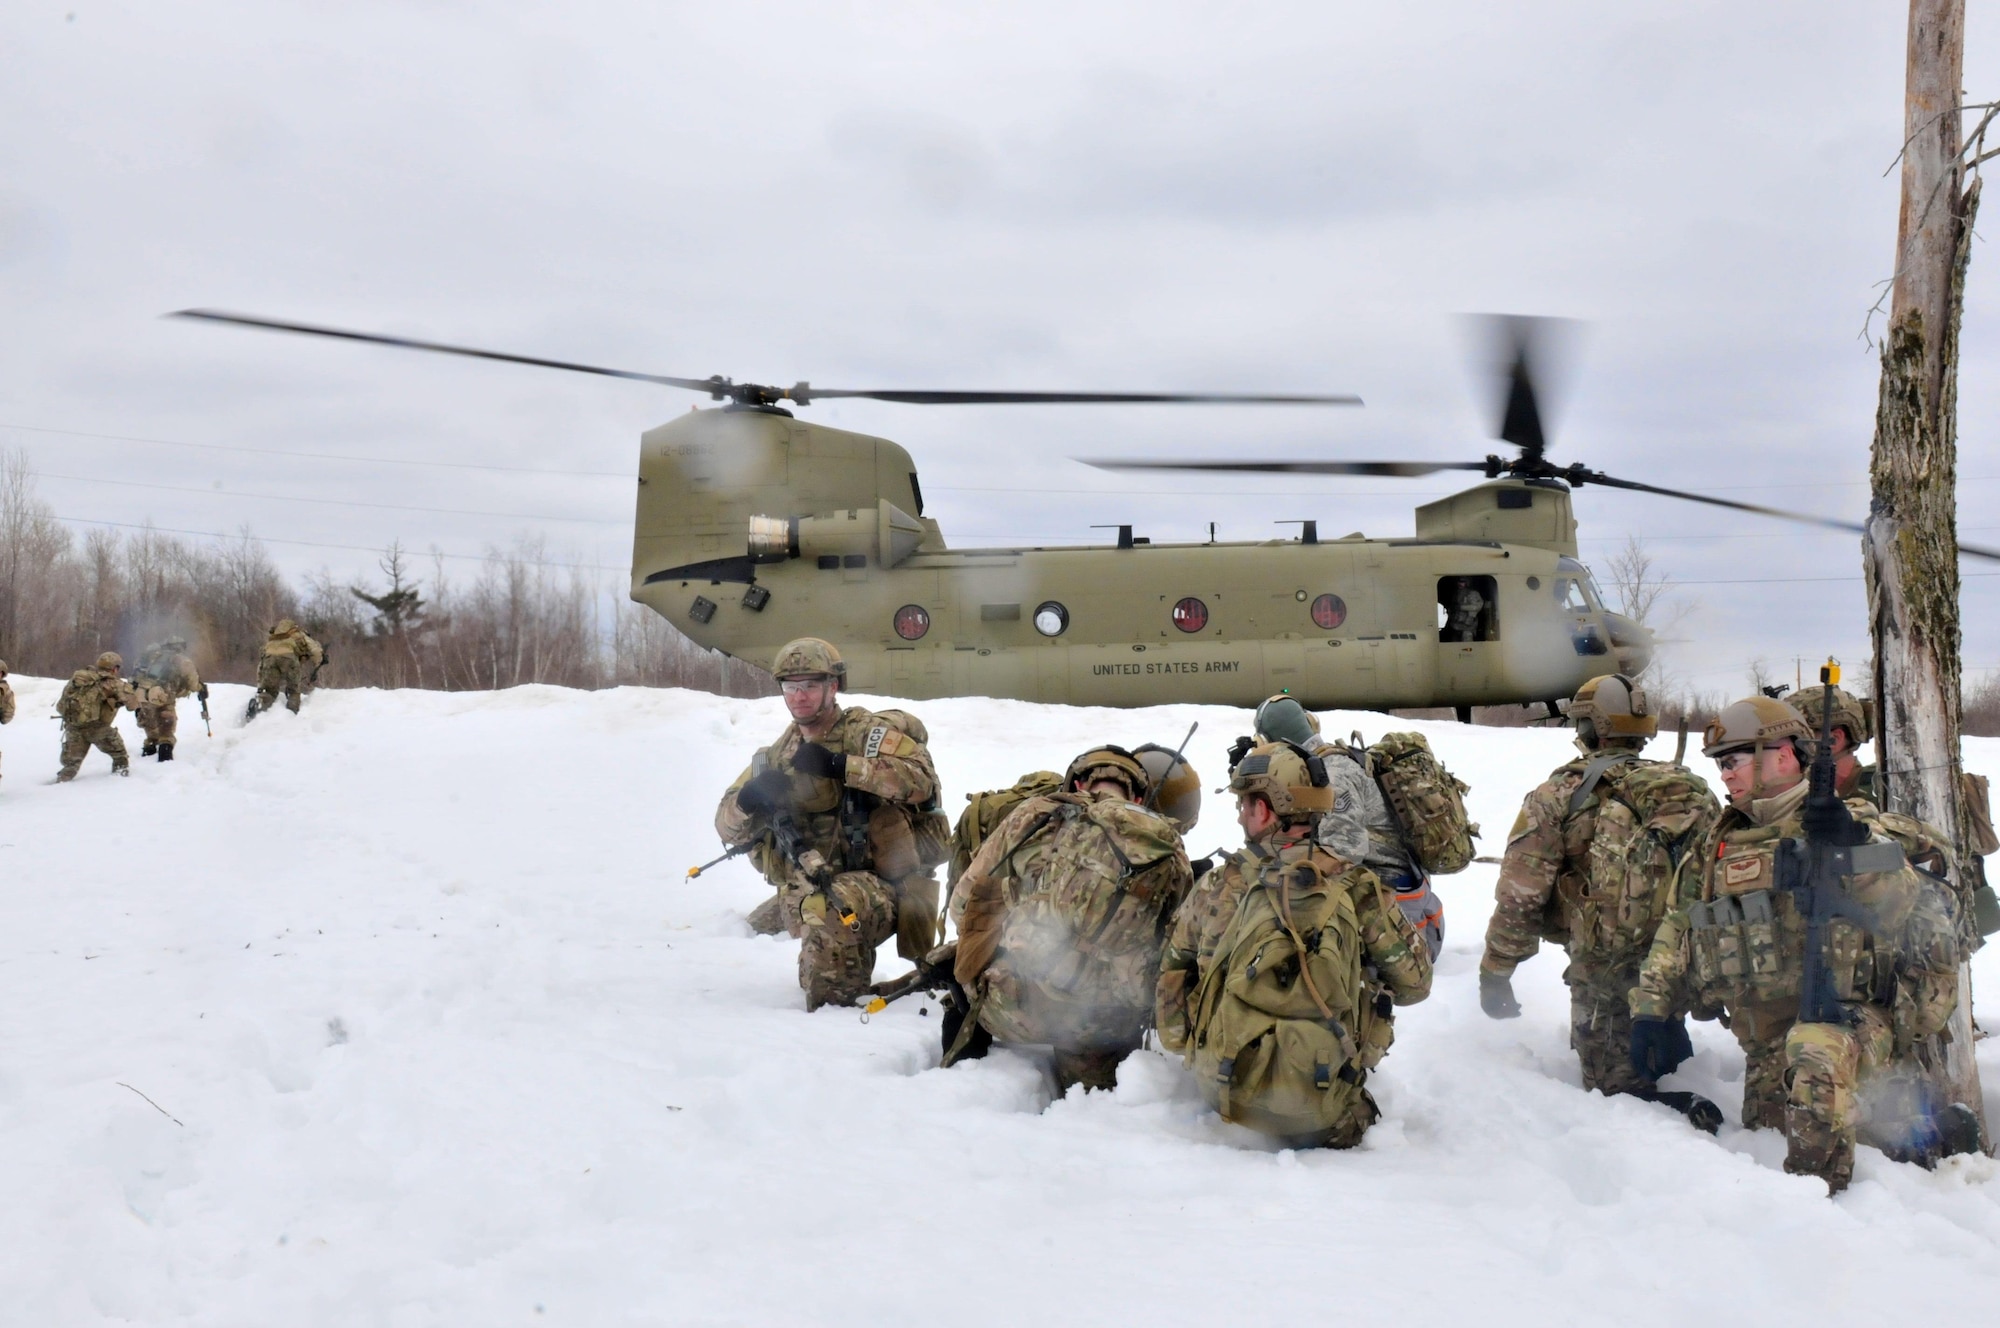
[2,677,1997,1326]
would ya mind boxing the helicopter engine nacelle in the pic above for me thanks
[747,499,927,569]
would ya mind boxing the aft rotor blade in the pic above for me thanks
[1577,469,2000,562]
[808,388,1362,406]
[170,310,725,393]
[1085,458,1485,477]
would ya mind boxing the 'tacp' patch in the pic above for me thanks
[864,726,889,759]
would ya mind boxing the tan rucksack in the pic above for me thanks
[1364,732,1479,875]
[1188,849,1374,1142]
[948,770,1066,887]
[1563,758,1720,969]
[56,669,103,727]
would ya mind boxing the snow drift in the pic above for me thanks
[2,677,1996,1325]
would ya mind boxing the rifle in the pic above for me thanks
[1774,658,1900,1027]
[686,840,756,881]
[309,647,329,688]
[861,941,959,1018]
[198,684,211,738]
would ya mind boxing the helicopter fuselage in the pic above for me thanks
[629,406,1649,709]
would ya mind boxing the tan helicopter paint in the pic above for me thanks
[630,407,1649,708]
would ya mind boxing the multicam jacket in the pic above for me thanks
[715,705,942,887]
[1631,780,1961,1055]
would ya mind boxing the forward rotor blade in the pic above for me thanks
[808,388,1362,406]
[1577,469,2000,562]
[1085,458,1485,477]
[170,310,724,393]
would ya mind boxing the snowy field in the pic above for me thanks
[2,676,1997,1326]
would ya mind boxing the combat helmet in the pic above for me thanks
[1228,740,1335,821]
[1253,694,1320,747]
[271,619,298,636]
[0,659,8,676]
[164,635,189,652]
[1702,694,1815,761]
[1570,673,1657,749]
[1065,745,1151,802]
[1788,684,1871,746]
[96,651,123,672]
[1132,742,1201,832]
[770,636,846,682]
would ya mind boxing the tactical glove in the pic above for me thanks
[1226,735,1255,771]
[1188,852,1217,881]
[791,742,847,782]
[1478,970,1522,1019]
[1801,792,1870,846]
[1628,1016,1694,1080]
[735,769,793,816]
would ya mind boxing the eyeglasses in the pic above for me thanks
[779,677,831,695]
[1715,750,1756,773]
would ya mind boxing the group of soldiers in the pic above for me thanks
[713,635,1998,1192]
[19,619,325,783]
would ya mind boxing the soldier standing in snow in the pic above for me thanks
[947,746,1194,1091]
[713,638,948,1010]
[56,652,138,782]
[1478,674,1720,1101]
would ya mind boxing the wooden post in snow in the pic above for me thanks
[1864,0,1987,1129]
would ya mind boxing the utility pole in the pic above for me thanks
[1863,0,1986,1129]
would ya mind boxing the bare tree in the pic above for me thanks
[1863,0,1986,1132]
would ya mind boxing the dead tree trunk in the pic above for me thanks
[1863,0,1987,1132]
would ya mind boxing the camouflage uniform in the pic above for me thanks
[0,661,14,786]
[1444,580,1486,642]
[1632,779,1962,1190]
[1308,734,1443,958]
[253,621,323,716]
[56,655,137,781]
[716,706,942,1010]
[131,641,203,757]
[1158,826,1432,1145]
[1481,749,1719,1095]
[951,782,1192,1090]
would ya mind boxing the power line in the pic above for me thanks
[49,514,627,574]
[35,470,629,526]
[0,421,631,479]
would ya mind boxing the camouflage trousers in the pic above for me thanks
[1732,1000,1895,1191]
[779,870,898,1011]
[59,723,128,780]
[1566,965,1650,1097]
[754,872,938,956]
[135,698,179,745]
[256,656,307,713]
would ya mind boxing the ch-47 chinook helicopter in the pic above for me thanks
[175,312,1986,718]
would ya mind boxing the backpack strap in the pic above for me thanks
[1567,752,1640,817]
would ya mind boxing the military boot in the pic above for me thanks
[1783,1116,1854,1194]
[744,893,788,936]
[141,739,158,757]
[113,764,130,778]
[157,743,174,762]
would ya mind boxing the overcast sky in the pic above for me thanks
[3,1,1997,696]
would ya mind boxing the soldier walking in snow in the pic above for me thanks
[130,636,205,761]
[713,638,948,1010]
[0,659,15,787]
[56,652,138,782]
[248,619,323,719]
[1479,674,1720,1103]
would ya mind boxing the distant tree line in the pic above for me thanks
[0,450,774,698]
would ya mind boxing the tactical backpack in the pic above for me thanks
[56,670,101,727]
[1563,758,1718,970]
[1361,732,1479,875]
[1187,849,1379,1143]
[947,770,1065,887]
[983,795,1190,1020]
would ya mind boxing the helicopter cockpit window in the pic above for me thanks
[1554,578,1591,612]
[1437,575,1497,643]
